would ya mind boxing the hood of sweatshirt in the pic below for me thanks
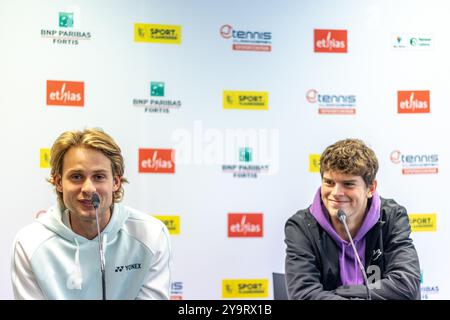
[37,202,128,243]
[36,202,129,290]
[309,187,381,285]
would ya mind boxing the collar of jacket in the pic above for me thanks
[306,210,386,287]
[364,219,386,266]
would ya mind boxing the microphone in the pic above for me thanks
[91,193,100,209]
[91,193,106,300]
[337,209,372,300]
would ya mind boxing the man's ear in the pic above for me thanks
[113,176,121,192]
[368,180,378,198]
[54,175,63,193]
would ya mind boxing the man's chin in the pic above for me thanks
[76,208,97,219]
[330,203,348,210]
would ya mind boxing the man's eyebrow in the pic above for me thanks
[66,169,83,174]
[323,177,358,182]
[65,169,110,174]
[92,169,109,173]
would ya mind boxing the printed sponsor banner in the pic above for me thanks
[223,91,269,110]
[40,12,92,45]
[170,281,183,300]
[232,44,271,51]
[390,150,438,175]
[228,213,263,237]
[132,81,182,113]
[222,147,270,178]
[139,148,175,174]
[409,214,437,232]
[220,24,272,52]
[222,279,268,298]
[392,34,433,50]
[40,148,50,168]
[314,29,347,53]
[134,23,181,44]
[402,168,437,174]
[46,80,84,107]
[306,89,356,115]
[309,154,321,173]
[154,215,180,235]
[397,90,430,114]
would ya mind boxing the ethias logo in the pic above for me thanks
[397,91,430,113]
[228,213,263,237]
[139,148,175,173]
[46,80,84,107]
[314,29,347,53]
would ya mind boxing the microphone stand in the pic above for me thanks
[338,210,372,300]
[92,194,106,300]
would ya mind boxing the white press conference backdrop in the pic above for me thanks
[0,0,447,299]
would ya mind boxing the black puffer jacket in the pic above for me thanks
[285,198,421,300]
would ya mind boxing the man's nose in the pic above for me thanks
[81,178,96,194]
[331,183,344,195]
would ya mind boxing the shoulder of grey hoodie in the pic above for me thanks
[13,204,169,260]
[120,205,170,255]
[13,220,56,261]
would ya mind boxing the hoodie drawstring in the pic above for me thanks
[66,238,83,290]
[102,234,108,265]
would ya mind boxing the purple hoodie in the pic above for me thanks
[309,188,381,285]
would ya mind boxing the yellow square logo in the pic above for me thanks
[409,213,437,232]
[154,215,180,235]
[222,279,268,298]
[40,148,50,168]
[134,23,181,44]
[309,154,321,172]
[223,91,269,110]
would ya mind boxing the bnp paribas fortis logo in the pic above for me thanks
[40,12,92,45]
[154,215,180,235]
[222,147,269,178]
[40,148,51,168]
[223,91,269,110]
[409,213,437,232]
[151,82,165,97]
[222,279,268,298]
[420,270,439,300]
[59,12,74,28]
[239,147,252,162]
[134,23,182,44]
[132,81,182,114]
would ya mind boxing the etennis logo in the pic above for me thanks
[390,150,438,174]
[220,24,272,52]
